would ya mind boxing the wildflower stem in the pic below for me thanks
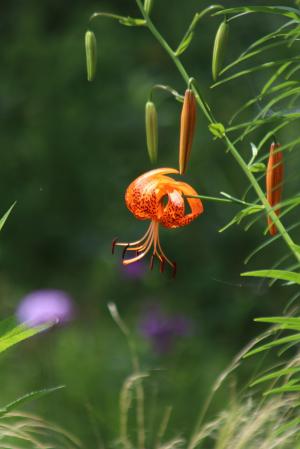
[108,303,145,449]
[150,84,183,102]
[135,0,300,265]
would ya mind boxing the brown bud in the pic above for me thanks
[266,142,283,236]
[179,89,197,174]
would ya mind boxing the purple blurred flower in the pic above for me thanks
[16,290,74,327]
[139,305,191,354]
[120,260,147,280]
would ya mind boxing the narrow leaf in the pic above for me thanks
[241,270,300,284]
[0,386,65,417]
[0,202,16,233]
[0,321,53,353]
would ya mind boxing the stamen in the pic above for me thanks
[122,244,130,259]
[150,254,155,270]
[160,257,165,273]
[157,230,174,268]
[112,238,118,254]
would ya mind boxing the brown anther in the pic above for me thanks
[122,244,129,259]
[160,257,165,273]
[112,238,118,254]
[150,254,155,270]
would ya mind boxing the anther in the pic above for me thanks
[160,257,165,273]
[122,244,129,259]
[112,238,118,254]
[150,254,155,270]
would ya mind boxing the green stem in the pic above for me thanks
[108,303,145,449]
[135,0,300,265]
[185,194,256,207]
[150,84,183,102]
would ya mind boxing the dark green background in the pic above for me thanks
[0,0,299,446]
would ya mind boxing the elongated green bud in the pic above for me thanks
[85,30,97,82]
[145,101,158,164]
[212,20,229,82]
[144,0,154,15]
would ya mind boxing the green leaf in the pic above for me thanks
[261,61,293,95]
[208,122,225,138]
[265,384,300,395]
[255,316,300,329]
[221,40,289,76]
[0,321,53,354]
[175,5,224,56]
[219,205,262,233]
[241,270,300,285]
[0,202,16,233]
[245,332,300,358]
[255,86,300,120]
[214,6,300,21]
[118,17,146,27]
[250,366,300,387]
[250,142,258,159]
[249,162,266,173]
[212,57,300,88]
[0,386,65,417]
[175,32,194,56]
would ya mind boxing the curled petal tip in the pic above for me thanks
[112,238,118,254]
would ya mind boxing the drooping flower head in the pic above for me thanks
[112,168,203,275]
[16,290,74,327]
[266,142,283,236]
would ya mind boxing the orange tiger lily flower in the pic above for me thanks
[266,142,283,236]
[112,168,203,276]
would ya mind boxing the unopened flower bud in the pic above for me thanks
[85,30,97,82]
[145,101,158,164]
[212,19,229,82]
[179,89,197,175]
[266,142,284,236]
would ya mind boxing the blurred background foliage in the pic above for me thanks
[0,0,299,446]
